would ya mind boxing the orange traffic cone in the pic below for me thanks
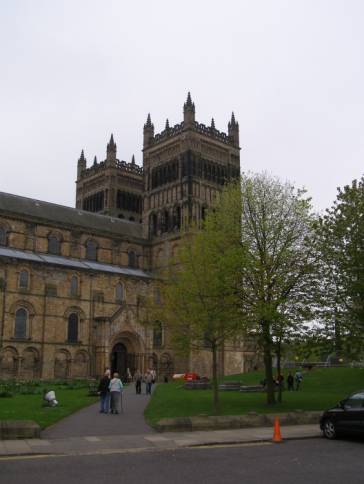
[272,417,283,443]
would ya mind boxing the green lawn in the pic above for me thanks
[145,367,364,426]
[0,389,98,429]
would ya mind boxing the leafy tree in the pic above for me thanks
[152,174,318,408]
[235,173,319,404]
[316,177,364,359]
[152,183,242,414]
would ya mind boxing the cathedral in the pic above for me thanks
[0,94,257,381]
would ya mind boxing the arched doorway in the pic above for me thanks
[111,342,138,380]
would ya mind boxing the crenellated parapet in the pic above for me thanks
[143,93,240,149]
[76,135,144,219]
[193,121,233,145]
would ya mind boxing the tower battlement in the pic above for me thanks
[75,136,143,221]
[144,93,240,150]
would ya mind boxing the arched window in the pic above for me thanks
[115,283,124,302]
[19,270,29,289]
[67,313,78,343]
[153,321,163,348]
[15,308,27,339]
[128,250,137,268]
[70,276,78,297]
[85,240,98,261]
[154,287,161,305]
[0,226,7,246]
[48,234,61,255]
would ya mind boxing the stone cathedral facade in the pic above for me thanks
[0,94,258,381]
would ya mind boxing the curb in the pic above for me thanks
[0,432,322,458]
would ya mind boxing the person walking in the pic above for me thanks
[294,370,303,391]
[287,372,294,391]
[145,370,153,395]
[109,372,123,414]
[134,369,142,395]
[97,370,111,413]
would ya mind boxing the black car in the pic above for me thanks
[320,390,364,439]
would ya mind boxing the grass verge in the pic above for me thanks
[145,367,364,427]
[0,388,98,429]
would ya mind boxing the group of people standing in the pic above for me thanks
[262,371,304,391]
[134,369,156,395]
[287,371,303,391]
[97,368,157,414]
[97,370,123,414]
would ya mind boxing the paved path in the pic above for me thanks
[42,384,155,439]
[0,425,321,457]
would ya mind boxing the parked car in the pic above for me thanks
[320,390,364,439]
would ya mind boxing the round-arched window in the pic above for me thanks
[86,240,98,261]
[67,313,78,343]
[19,270,29,289]
[15,308,27,339]
[115,283,124,302]
[153,321,163,348]
[48,234,61,255]
[128,250,137,268]
[0,226,7,246]
[70,276,78,297]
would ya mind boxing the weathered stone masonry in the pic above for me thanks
[0,94,260,380]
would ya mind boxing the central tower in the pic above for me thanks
[142,93,240,269]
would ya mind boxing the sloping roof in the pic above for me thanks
[0,246,152,280]
[0,192,144,239]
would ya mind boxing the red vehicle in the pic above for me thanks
[184,372,199,381]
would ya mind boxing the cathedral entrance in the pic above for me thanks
[111,342,137,380]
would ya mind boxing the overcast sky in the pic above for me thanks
[1,0,363,212]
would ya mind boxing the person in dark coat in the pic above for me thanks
[98,370,111,413]
[134,369,142,395]
[287,372,294,391]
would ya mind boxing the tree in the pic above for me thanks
[316,177,364,359]
[235,173,318,405]
[151,183,242,415]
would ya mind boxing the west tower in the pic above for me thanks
[75,135,144,222]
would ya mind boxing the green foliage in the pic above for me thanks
[145,367,364,426]
[316,176,364,359]
[236,173,319,404]
[151,181,243,414]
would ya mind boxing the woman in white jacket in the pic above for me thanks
[109,372,123,414]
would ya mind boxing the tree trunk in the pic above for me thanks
[262,321,276,405]
[211,344,220,415]
[334,311,342,358]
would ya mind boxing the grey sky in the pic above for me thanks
[1,0,363,212]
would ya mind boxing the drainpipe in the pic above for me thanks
[40,274,47,378]
[0,265,8,348]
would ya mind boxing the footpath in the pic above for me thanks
[0,385,322,457]
[0,425,321,457]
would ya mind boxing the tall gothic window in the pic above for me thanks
[115,283,124,302]
[70,276,79,297]
[67,313,78,343]
[0,226,6,246]
[19,270,29,289]
[85,240,98,261]
[128,250,137,268]
[15,308,27,339]
[48,234,61,255]
[154,287,161,305]
[153,321,163,348]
